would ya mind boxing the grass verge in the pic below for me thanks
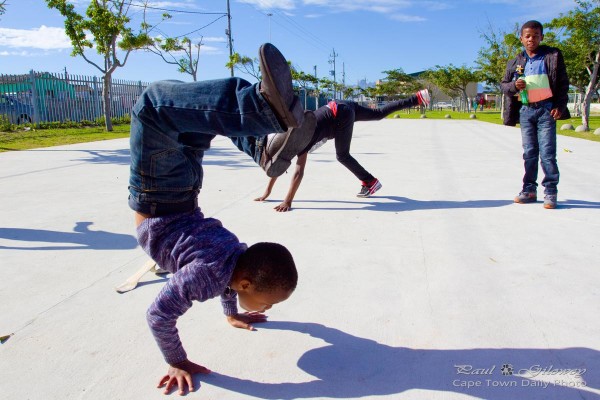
[1,112,599,152]
[389,110,600,142]
[0,125,130,152]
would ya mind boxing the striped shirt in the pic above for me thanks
[137,208,247,364]
[524,53,553,103]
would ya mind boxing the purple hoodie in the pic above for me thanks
[137,208,247,364]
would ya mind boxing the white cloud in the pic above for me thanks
[303,0,412,12]
[234,0,435,21]
[237,0,296,11]
[0,50,36,57]
[390,14,427,22]
[145,1,198,7]
[200,45,223,55]
[201,36,227,43]
[421,1,453,11]
[0,26,71,50]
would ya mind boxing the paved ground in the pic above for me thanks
[1,118,599,400]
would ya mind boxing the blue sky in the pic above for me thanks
[0,0,575,86]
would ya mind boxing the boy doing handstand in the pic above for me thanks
[231,90,430,211]
[128,43,314,395]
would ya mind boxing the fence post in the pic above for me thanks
[92,76,102,121]
[28,70,40,126]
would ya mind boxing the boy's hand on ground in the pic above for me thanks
[227,312,268,330]
[254,195,269,202]
[158,359,211,396]
[274,201,292,212]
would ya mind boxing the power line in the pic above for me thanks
[238,2,331,54]
[173,14,228,39]
[272,9,331,52]
[122,1,227,15]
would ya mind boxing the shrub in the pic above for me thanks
[0,114,15,132]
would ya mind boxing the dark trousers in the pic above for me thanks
[335,96,417,182]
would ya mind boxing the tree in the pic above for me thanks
[318,77,334,99]
[342,86,357,100]
[0,1,6,17]
[546,0,600,130]
[46,0,152,131]
[291,68,318,109]
[378,69,419,98]
[476,21,521,92]
[149,36,203,82]
[423,65,480,112]
[226,53,261,81]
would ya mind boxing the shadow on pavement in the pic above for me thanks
[291,196,514,212]
[203,321,599,400]
[558,199,600,209]
[0,222,138,250]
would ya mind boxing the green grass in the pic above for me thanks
[1,111,599,152]
[0,125,131,152]
[389,109,600,142]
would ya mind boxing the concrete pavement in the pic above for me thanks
[1,118,599,399]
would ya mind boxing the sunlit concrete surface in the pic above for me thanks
[1,118,599,399]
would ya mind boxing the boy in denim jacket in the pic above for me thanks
[501,20,570,209]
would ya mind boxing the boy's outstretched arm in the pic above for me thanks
[147,266,224,394]
[254,176,279,202]
[274,153,308,212]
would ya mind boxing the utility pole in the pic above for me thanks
[329,48,338,99]
[314,65,318,109]
[342,62,346,99]
[267,13,272,42]
[226,0,234,77]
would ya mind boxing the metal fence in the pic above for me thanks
[0,70,149,125]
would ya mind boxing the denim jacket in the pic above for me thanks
[500,45,571,126]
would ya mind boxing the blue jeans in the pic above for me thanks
[230,136,263,165]
[519,103,559,195]
[129,78,284,216]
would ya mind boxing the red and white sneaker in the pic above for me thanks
[416,89,430,107]
[357,179,382,198]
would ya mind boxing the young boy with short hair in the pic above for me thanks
[128,43,313,395]
[501,20,570,209]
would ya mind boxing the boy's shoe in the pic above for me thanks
[514,191,537,203]
[258,43,304,130]
[543,194,557,209]
[357,179,382,198]
[152,266,170,275]
[261,110,317,177]
[416,89,430,107]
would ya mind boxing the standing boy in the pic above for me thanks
[501,20,570,209]
[128,43,314,395]
[232,90,430,211]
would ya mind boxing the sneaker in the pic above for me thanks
[514,191,537,204]
[543,194,557,209]
[258,43,304,130]
[260,110,317,177]
[357,179,382,198]
[415,89,430,107]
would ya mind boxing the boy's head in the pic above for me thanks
[520,20,544,54]
[231,242,298,312]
